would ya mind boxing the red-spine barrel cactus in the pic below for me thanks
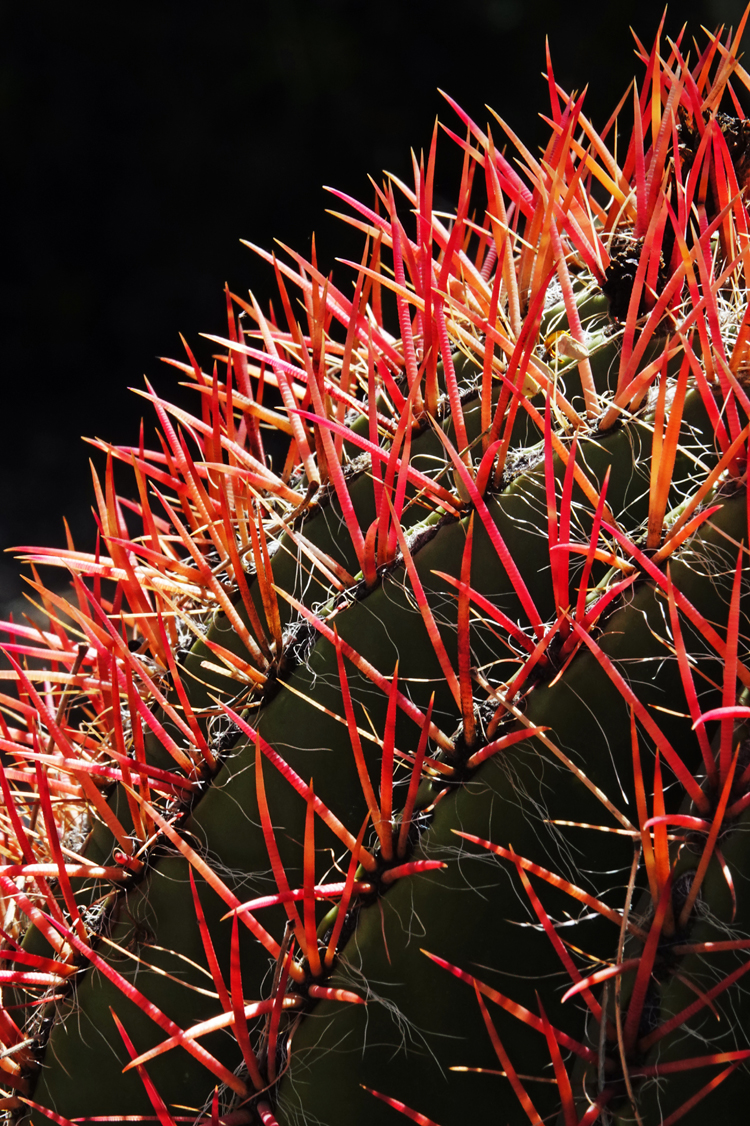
[3,12,750,1126]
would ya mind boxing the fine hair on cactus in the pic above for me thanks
[5,9,750,1126]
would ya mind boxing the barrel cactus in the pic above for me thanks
[4,12,750,1126]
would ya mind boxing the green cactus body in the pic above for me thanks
[4,16,750,1126]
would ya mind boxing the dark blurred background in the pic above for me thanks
[2,0,747,621]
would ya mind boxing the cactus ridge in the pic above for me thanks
[4,11,750,1126]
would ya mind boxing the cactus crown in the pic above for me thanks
[4,10,750,1126]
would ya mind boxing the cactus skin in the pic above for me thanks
[4,14,750,1126]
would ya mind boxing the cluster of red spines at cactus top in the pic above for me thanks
[2,8,750,1125]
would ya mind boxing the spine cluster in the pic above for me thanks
[2,12,750,1126]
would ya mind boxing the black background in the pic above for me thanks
[3,0,747,621]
